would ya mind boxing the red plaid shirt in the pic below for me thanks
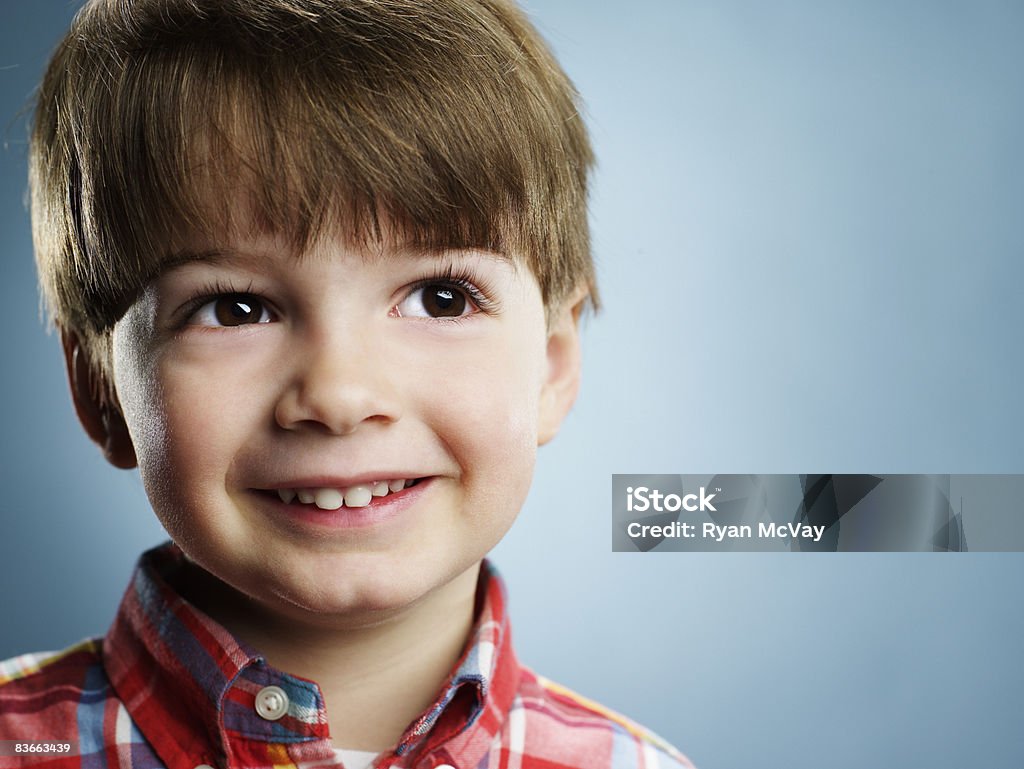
[0,543,692,769]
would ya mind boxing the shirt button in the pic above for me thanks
[194,765,217,769]
[435,764,456,769]
[254,685,290,720]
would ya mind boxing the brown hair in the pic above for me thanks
[30,0,595,380]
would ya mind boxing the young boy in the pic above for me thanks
[1,1,693,767]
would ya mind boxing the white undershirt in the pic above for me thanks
[334,747,380,769]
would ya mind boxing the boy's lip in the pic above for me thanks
[259,473,430,490]
[252,474,433,510]
[252,476,434,531]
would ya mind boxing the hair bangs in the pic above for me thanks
[75,8,557,334]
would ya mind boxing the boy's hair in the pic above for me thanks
[30,0,595,386]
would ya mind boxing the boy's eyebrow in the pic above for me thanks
[155,245,516,276]
[157,248,243,274]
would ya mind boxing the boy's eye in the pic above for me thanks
[189,294,273,327]
[395,284,476,319]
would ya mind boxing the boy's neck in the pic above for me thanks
[173,560,482,752]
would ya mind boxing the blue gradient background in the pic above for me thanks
[2,2,1022,767]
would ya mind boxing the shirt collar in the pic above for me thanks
[103,542,519,769]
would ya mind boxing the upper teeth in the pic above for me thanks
[277,479,416,510]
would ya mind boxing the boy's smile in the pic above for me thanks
[100,231,582,628]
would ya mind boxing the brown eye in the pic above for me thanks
[214,295,268,326]
[189,294,272,327]
[420,285,467,317]
[394,279,482,320]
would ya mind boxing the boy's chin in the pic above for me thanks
[177,550,481,633]
[271,575,443,627]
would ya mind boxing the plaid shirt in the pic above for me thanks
[0,543,692,769]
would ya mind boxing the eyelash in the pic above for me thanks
[177,268,499,327]
[179,279,263,326]
[404,265,500,319]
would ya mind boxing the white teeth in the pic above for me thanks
[313,488,344,510]
[277,478,419,509]
[343,485,373,508]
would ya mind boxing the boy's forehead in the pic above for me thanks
[155,225,520,276]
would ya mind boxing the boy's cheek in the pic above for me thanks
[111,353,227,501]
[109,333,164,435]
[432,364,540,501]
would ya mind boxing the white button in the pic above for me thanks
[436,764,456,769]
[254,685,290,720]
[194,765,216,769]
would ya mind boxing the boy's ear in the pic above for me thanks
[537,286,587,446]
[61,332,137,470]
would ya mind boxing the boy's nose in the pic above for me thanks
[273,324,401,436]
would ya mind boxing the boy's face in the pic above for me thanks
[80,228,582,626]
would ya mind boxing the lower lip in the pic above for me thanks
[256,479,432,532]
